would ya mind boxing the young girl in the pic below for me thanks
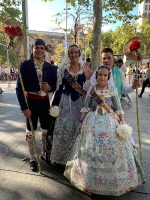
[64,65,145,196]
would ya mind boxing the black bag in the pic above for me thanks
[45,115,56,164]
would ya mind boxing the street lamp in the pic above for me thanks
[0,43,10,65]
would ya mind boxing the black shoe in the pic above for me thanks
[138,94,142,98]
[40,155,46,161]
[30,160,37,172]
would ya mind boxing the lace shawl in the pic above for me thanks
[56,54,84,91]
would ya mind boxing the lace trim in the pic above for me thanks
[116,110,124,115]
[33,58,44,69]
[56,54,84,91]
[33,58,46,96]
[94,85,118,97]
[80,107,91,112]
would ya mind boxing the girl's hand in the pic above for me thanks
[77,123,82,134]
[120,120,125,124]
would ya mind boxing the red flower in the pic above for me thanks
[4,25,23,37]
[45,44,51,52]
[45,46,48,51]
[142,181,146,184]
[129,40,140,52]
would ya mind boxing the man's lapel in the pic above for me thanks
[26,59,37,74]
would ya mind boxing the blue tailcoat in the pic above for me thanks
[16,59,56,111]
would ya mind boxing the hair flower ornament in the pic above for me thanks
[45,44,52,53]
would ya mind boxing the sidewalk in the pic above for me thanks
[0,81,150,200]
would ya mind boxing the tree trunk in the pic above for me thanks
[91,0,102,69]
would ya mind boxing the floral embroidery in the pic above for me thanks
[64,85,146,196]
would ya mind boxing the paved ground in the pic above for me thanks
[0,81,150,200]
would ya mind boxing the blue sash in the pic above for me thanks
[89,87,120,123]
[64,69,87,96]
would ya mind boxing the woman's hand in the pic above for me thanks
[120,120,125,124]
[82,62,94,80]
[23,109,32,119]
[77,122,82,134]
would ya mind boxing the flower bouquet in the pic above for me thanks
[49,106,59,117]
[116,123,133,140]
[3,19,24,49]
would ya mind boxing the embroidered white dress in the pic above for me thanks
[50,65,86,165]
[64,85,145,196]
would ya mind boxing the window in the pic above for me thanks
[144,12,147,17]
[145,5,148,10]
[149,5,150,10]
[148,12,150,17]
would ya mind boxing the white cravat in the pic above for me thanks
[109,69,115,87]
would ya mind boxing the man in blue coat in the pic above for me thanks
[16,38,56,171]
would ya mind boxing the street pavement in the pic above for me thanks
[0,81,150,200]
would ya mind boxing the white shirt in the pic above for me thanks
[109,69,115,87]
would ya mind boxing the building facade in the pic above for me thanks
[138,0,150,25]
[28,30,73,56]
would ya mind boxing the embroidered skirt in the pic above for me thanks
[64,111,146,196]
[50,94,85,165]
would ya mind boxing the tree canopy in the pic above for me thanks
[0,0,22,24]
[43,0,145,68]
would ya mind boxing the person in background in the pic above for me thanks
[138,68,150,98]
[126,64,133,84]
[146,62,150,69]
[0,87,3,94]
[117,59,133,104]
[16,38,56,171]
[86,57,91,69]
[50,60,58,78]
[117,59,127,75]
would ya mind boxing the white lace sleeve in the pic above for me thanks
[115,110,124,115]
[83,80,91,91]
[120,70,134,93]
[56,65,65,91]
[80,107,91,112]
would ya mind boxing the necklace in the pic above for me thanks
[97,83,108,89]
[69,65,80,72]
[69,64,80,81]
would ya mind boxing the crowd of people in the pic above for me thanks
[115,59,149,80]
[0,66,18,91]
[0,66,18,81]
[114,59,150,99]
[15,38,146,197]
